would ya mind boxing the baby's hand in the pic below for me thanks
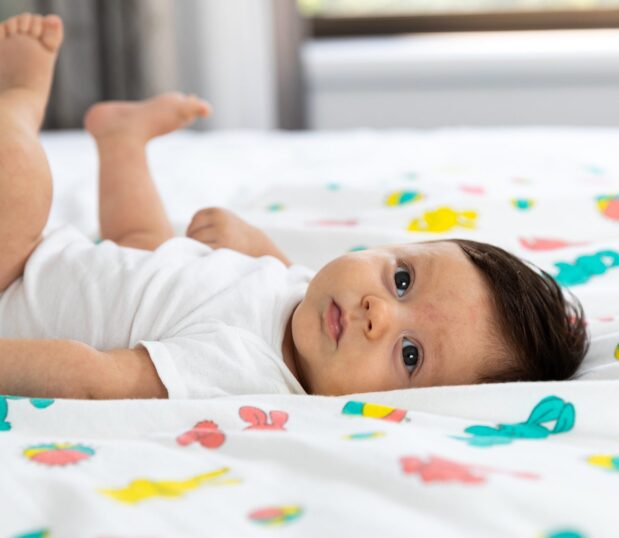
[186,207,290,265]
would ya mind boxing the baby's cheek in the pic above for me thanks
[292,301,319,354]
[465,297,495,331]
[466,304,481,325]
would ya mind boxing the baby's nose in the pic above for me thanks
[362,295,394,341]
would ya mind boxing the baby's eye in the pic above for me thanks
[394,266,411,298]
[402,338,420,374]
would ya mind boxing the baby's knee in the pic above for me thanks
[0,235,43,292]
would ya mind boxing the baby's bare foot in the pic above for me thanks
[0,13,64,128]
[84,92,211,143]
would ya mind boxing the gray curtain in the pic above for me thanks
[0,0,307,130]
[34,0,178,128]
[272,0,308,130]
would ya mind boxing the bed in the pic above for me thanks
[2,127,619,537]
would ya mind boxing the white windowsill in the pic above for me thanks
[303,29,619,86]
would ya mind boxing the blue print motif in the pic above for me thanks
[554,250,619,286]
[453,396,575,447]
[0,395,54,431]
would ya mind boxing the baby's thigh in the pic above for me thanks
[0,236,43,293]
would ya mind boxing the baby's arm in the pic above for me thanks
[0,339,167,399]
[186,208,292,267]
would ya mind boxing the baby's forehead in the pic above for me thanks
[377,240,462,259]
[375,241,487,292]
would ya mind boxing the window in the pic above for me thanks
[298,0,619,36]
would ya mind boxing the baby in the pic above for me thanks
[0,13,588,399]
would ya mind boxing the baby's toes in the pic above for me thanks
[5,16,18,36]
[40,15,64,52]
[17,13,32,34]
[187,95,211,117]
[29,15,43,38]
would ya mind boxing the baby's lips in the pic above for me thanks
[338,302,348,338]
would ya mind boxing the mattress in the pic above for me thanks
[2,127,618,537]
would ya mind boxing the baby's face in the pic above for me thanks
[287,241,497,395]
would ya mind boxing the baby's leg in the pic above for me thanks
[84,93,210,250]
[0,13,63,291]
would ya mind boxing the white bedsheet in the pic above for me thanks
[2,127,618,537]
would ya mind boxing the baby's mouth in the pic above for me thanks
[326,300,343,345]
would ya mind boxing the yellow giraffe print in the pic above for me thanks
[99,467,240,504]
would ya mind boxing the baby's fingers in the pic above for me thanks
[186,208,216,237]
[187,226,219,247]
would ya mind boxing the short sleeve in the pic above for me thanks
[139,322,301,399]
[138,340,193,399]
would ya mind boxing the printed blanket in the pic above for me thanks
[3,127,618,536]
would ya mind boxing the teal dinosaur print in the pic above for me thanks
[453,395,575,447]
[0,395,54,432]
[554,250,619,286]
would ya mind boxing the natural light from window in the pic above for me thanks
[298,0,619,17]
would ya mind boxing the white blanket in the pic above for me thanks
[2,127,618,537]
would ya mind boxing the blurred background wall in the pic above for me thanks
[0,0,306,130]
[1,0,180,128]
[2,0,619,130]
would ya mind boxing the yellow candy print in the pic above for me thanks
[342,401,407,422]
[511,198,535,210]
[614,343,619,360]
[99,467,239,504]
[343,431,386,440]
[407,207,477,233]
[587,454,619,471]
[385,190,423,207]
[364,403,397,419]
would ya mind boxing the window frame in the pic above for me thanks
[307,9,619,38]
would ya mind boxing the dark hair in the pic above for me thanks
[447,239,589,383]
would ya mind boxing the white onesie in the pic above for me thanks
[0,226,314,398]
